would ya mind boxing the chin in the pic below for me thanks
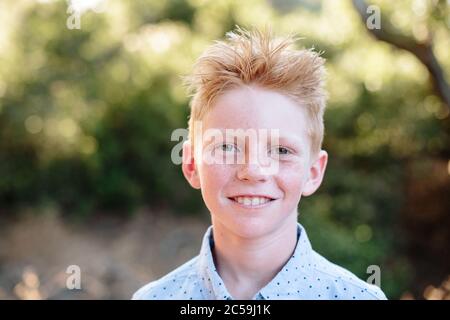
[226,218,278,239]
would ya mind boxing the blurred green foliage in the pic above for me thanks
[0,0,449,299]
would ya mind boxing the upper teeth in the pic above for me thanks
[233,196,271,206]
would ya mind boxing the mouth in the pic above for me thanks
[227,195,277,208]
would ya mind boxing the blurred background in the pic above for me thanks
[0,0,449,300]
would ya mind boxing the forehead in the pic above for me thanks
[203,85,310,143]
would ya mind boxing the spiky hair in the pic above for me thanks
[184,26,327,157]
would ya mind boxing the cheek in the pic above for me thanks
[277,163,308,199]
[198,164,234,197]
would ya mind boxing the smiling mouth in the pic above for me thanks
[227,196,276,207]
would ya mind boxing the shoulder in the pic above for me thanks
[132,256,200,300]
[309,250,387,300]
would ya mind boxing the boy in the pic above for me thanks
[133,27,387,300]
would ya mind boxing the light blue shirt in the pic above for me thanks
[133,223,387,300]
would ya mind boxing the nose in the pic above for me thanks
[237,143,270,182]
[235,137,277,182]
[237,162,268,182]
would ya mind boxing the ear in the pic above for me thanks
[302,150,328,197]
[181,140,201,190]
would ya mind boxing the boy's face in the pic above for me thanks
[182,85,328,239]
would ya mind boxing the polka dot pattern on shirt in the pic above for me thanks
[132,223,387,300]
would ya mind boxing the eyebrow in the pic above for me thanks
[276,135,304,146]
[201,133,305,150]
[201,130,228,147]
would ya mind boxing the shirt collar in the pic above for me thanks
[196,223,313,300]
[197,226,232,300]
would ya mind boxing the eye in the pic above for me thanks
[277,147,290,155]
[271,146,292,155]
[218,143,236,152]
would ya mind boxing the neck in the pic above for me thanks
[211,214,298,299]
